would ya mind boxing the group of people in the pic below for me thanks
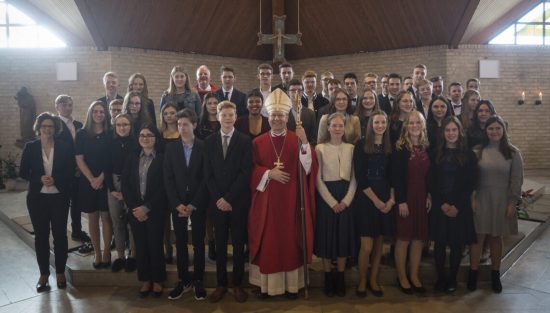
[19,62,523,303]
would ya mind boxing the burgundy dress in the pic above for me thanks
[396,146,430,241]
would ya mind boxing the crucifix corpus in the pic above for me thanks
[257,15,302,63]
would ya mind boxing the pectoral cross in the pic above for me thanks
[273,158,284,169]
[257,15,302,63]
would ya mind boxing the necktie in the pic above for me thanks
[222,135,229,159]
[224,91,229,101]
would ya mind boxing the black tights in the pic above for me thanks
[434,242,463,283]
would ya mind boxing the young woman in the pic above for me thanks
[128,73,157,126]
[426,96,453,147]
[389,90,415,145]
[429,116,477,293]
[122,91,153,138]
[391,111,431,295]
[75,101,112,269]
[467,100,497,149]
[355,89,380,139]
[160,65,202,114]
[235,90,270,139]
[468,115,523,293]
[195,92,220,140]
[122,125,167,298]
[20,113,75,291]
[105,114,138,272]
[353,111,394,298]
[317,88,361,144]
[314,113,357,297]
[459,89,481,131]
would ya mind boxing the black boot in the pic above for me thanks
[336,271,346,297]
[491,270,502,293]
[467,269,478,291]
[324,272,335,297]
[208,240,216,261]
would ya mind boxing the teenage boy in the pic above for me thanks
[448,82,464,115]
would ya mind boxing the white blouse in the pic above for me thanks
[40,147,60,194]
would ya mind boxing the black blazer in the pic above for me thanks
[204,131,252,211]
[121,152,167,215]
[378,94,392,116]
[163,139,207,211]
[97,94,123,106]
[287,108,317,145]
[301,94,329,120]
[215,88,248,117]
[56,118,83,146]
[19,138,75,197]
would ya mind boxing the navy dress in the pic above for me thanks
[353,140,395,238]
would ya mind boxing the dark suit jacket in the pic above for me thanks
[273,83,288,93]
[234,116,270,140]
[407,86,421,108]
[378,94,392,116]
[56,118,83,147]
[215,88,248,117]
[301,94,329,120]
[203,131,252,211]
[19,139,75,197]
[287,107,317,145]
[121,152,167,215]
[163,139,207,212]
[97,94,123,106]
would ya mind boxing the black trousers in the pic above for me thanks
[172,208,205,283]
[69,176,82,233]
[129,211,166,283]
[434,242,463,283]
[27,193,69,275]
[214,208,247,287]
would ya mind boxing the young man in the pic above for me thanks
[409,64,427,103]
[98,72,123,105]
[108,99,123,125]
[431,76,445,97]
[248,88,318,299]
[273,62,294,92]
[416,79,433,118]
[252,63,273,117]
[215,66,247,117]
[55,95,89,243]
[320,71,334,100]
[380,74,389,97]
[327,78,341,98]
[193,65,219,102]
[379,73,402,115]
[448,82,464,115]
[301,70,329,118]
[164,109,208,301]
[343,72,359,108]
[466,78,480,92]
[204,101,252,303]
[287,79,318,145]
[363,72,378,94]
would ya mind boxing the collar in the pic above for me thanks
[58,115,73,124]
[181,137,194,148]
[139,149,156,158]
[220,127,235,139]
[222,87,234,94]
[270,129,287,137]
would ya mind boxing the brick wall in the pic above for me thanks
[1,45,548,168]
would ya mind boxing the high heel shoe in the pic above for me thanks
[367,282,384,297]
[397,278,413,295]
[36,275,50,293]
[56,273,67,289]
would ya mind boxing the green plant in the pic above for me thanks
[1,152,19,180]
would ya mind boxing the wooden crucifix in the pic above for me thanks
[257,0,302,64]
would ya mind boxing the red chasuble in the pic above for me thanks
[248,131,318,274]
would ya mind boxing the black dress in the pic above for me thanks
[428,148,477,246]
[353,141,395,238]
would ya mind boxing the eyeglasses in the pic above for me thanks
[139,134,155,138]
[129,102,141,106]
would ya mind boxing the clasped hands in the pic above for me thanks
[176,204,194,217]
[132,206,149,222]
[374,198,394,214]
[40,175,55,187]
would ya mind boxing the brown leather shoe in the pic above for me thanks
[233,286,248,303]
[208,286,227,303]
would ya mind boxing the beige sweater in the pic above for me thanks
[315,142,357,208]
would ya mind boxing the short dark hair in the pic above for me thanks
[343,72,358,83]
[33,112,62,136]
[388,73,402,82]
[176,107,198,124]
[288,79,303,89]
[247,89,264,103]
[279,62,292,69]
[220,65,234,75]
[430,76,443,83]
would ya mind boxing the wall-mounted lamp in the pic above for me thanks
[535,92,542,105]
[518,91,525,105]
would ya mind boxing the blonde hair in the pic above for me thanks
[396,111,429,152]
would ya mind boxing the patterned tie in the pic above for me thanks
[223,135,229,159]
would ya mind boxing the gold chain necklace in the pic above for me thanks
[269,131,287,169]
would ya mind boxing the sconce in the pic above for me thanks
[518,91,524,105]
[535,92,542,105]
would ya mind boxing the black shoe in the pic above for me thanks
[434,278,447,292]
[324,272,335,297]
[335,271,346,297]
[111,258,125,272]
[208,240,216,261]
[412,284,427,294]
[446,279,457,293]
[193,280,207,301]
[92,260,102,269]
[168,281,192,300]
[36,276,50,293]
[356,287,367,298]
[56,274,67,289]
[152,289,163,298]
[397,278,413,295]
[139,289,150,298]
[78,242,94,254]
[72,231,91,242]
[491,270,502,293]
[367,282,383,297]
[467,269,478,291]
[125,257,136,272]
[255,289,269,300]
[284,291,298,300]
[165,255,173,264]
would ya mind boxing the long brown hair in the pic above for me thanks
[355,89,380,117]
[460,89,480,130]
[328,88,354,115]
[83,101,111,135]
[435,116,468,165]
[127,73,150,99]
[363,110,391,155]
[122,91,152,126]
[390,90,415,132]
[166,65,191,95]
[481,115,518,160]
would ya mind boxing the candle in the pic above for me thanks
[539,92,543,101]
[521,91,525,101]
